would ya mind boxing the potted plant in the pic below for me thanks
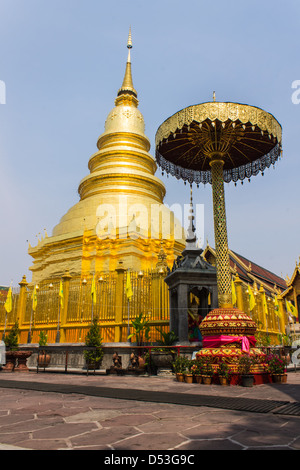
[84,317,104,370]
[266,353,287,383]
[173,355,188,382]
[128,312,151,346]
[277,333,292,364]
[217,360,230,385]
[3,321,32,372]
[238,353,255,387]
[150,329,178,371]
[184,359,194,383]
[37,331,51,368]
[3,321,20,372]
[202,361,214,385]
[255,328,271,353]
[191,357,204,383]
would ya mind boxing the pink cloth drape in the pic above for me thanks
[202,335,256,353]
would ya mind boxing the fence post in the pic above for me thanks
[278,296,287,334]
[234,274,244,312]
[17,275,28,328]
[60,270,72,343]
[114,261,126,342]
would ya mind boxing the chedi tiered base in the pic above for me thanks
[196,308,268,383]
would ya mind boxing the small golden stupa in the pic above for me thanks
[29,30,185,284]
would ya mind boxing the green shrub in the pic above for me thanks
[84,317,104,365]
[4,321,19,351]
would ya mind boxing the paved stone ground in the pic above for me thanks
[0,371,299,451]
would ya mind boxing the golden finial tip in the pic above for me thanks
[213,91,216,102]
[127,27,132,49]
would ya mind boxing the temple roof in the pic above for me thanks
[280,263,300,299]
[203,245,287,294]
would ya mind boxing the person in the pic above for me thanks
[188,298,203,342]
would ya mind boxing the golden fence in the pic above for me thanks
[0,271,288,345]
[0,269,170,344]
[236,277,288,346]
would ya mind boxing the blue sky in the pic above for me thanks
[0,0,299,286]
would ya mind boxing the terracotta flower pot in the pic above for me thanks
[202,375,212,385]
[184,373,193,383]
[195,375,202,384]
[176,372,185,382]
[272,373,285,384]
[241,374,254,387]
[219,376,228,386]
[282,373,288,383]
[37,351,51,368]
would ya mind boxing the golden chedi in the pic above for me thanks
[29,31,185,284]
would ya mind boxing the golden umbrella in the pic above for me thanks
[155,100,282,309]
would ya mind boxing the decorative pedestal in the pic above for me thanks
[2,351,32,372]
[14,351,32,372]
[196,307,267,384]
[2,352,16,372]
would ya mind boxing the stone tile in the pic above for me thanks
[72,444,112,450]
[232,429,295,448]
[101,414,157,427]
[119,402,171,413]
[0,431,31,445]
[281,418,300,436]
[37,406,92,418]
[0,414,35,426]
[137,418,200,434]
[0,417,64,433]
[181,423,245,440]
[0,372,299,451]
[17,439,69,450]
[113,432,185,450]
[154,407,204,419]
[185,409,247,425]
[245,445,293,450]
[177,439,244,450]
[65,409,121,423]
[31,422,98,440]
[290,437,300,450]
[71,397,135,410]
[70,426,140,447]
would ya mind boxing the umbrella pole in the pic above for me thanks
[209,156,233,309]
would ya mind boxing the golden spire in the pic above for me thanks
[117,27,137,99]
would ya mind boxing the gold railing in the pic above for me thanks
[235,276,287,345]
[0,271,288,345]
[0,269,170,344]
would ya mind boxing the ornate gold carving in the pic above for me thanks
[155,101,282,147]
[209,158,232,307]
